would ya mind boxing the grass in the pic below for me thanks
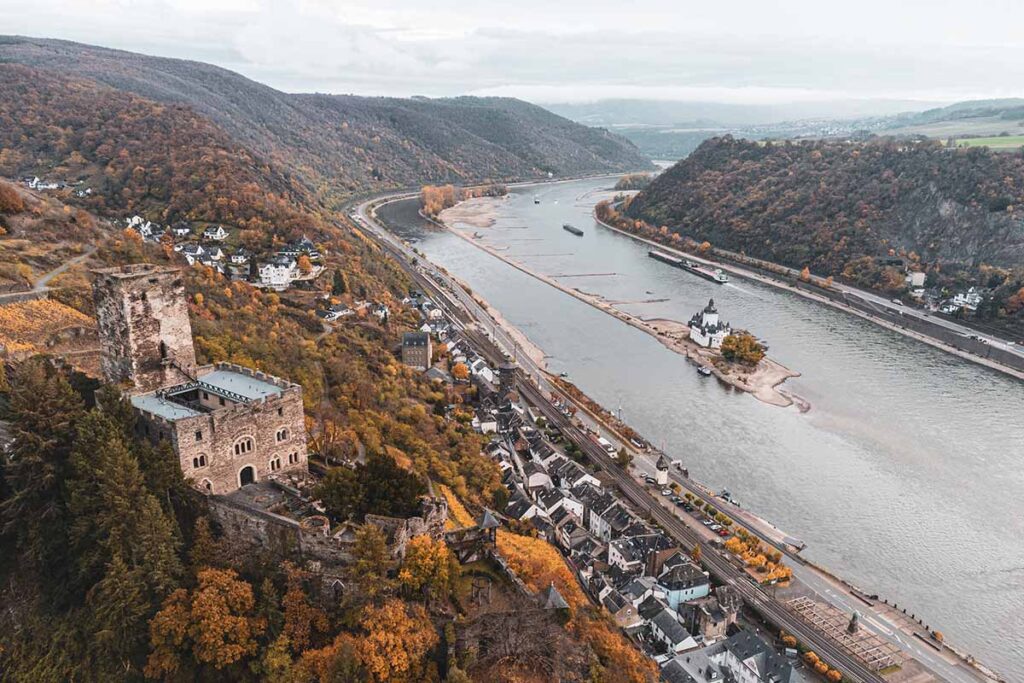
[953,135,1024,149]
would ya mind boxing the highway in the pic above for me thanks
[351,193,898,683]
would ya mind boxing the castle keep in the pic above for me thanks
[91,264,309,494]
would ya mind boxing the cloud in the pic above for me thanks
[2,0,1024,104]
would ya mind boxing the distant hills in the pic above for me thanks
[0,36,651,205]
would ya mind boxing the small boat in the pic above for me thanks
[559,372,570,378]
[698,366,713,376]
[534,196,540,204]
[472,232,483,239]
[563,223,584,236]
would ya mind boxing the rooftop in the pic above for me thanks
[131,393,202,420]
[198,369,286,401]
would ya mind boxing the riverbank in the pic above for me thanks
[593,212,1024,384]
[439,197,802,409]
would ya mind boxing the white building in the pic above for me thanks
[689,299,730,349]
[259,257,296,289]
[203,225,229,241]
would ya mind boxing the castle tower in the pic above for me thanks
[91,264,196,393]
[702,298,719,327]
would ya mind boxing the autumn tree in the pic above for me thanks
[281,561,329,653]
[145,568,264,678]
[451,362,470,381]
[297,254,313,274]
[0,181,24,214]
[351,524,392,596]
[354,599,439,683]
[398,535,455,601]
[720,333,765,366]
[800,266,811,282]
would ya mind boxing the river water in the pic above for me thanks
[380,178,1024,678]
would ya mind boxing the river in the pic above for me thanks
[379,178,1024,678]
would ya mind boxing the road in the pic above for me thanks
[0,244,98,304]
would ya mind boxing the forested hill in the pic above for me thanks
[0,36,652,197]
[627,136,1024,276]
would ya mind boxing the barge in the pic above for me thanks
[648,250,728,284]
[563,223,584,236]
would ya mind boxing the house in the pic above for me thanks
[662,648,724,683]
[522,461,552,490]
[424,367,453,385]
[205,247,226,262]
[469,357,495,383]
[178,244,205,265]
[473,410,498,434]
[658,562,711,610]
[905,271,927,288]
[317,304,355,322]
[601,589,643,630]
[668,629,808,683]
[506,490,542,521]
[203,225,229,241]
[951,287,984,312]
[650,608,698,654]
[401,332,432,371]
[689,299,730,349]
[230,248,251,265]
[679,586,741,645]
[608,537,646,574]
[259,256,296,289]
[171,223,192,238]
[656,454,670,486]
[372,304,390,323]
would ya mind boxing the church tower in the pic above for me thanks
[91,264,196,393]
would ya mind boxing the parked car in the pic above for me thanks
[717,528,730,537]
[644,476,657,485]
[661,488,673,497]
[629,437,647,450]
[682,503,694,512]
[702,519,714,526]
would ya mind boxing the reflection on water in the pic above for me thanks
[379,179,1024,677]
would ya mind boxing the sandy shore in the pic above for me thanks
[438,200,802,409]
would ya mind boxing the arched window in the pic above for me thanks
[269,457,282,472]
[192,454,208,468]
[276,428,288,443]
[288,451,299,464]
[233,437,254,456]
[201,479,212,493]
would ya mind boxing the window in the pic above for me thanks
[288,452,299,464]
[277,407,284,417]
[202,391,209,400]
[234,437,254,456]
[276,428,288,443]
[195,430,203,442]
[270,457,282,472]
[192,454,208,468]
[219,397,225,407]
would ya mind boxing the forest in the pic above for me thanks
[626,136,1024,334]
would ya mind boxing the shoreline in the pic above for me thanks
[592,212,1024,384]
[437,198,802,409]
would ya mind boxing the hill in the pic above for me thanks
[0,36,651,199]
[625,136,1024,331]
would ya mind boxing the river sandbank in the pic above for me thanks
[439,197,802,409]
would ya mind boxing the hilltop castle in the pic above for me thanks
[91,264,309,494]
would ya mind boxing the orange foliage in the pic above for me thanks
[0,299,94,353]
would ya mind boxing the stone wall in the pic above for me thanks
[91,264,196,393]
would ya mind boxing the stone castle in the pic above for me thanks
[91,264,309,494]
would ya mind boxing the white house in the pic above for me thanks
[171,225,192,238]
[650,609,698,655]
[657,562,711,610]
[470,358,495,383]
[203,225,229,241]
[259,257,296,289]
[178,244,205,265]
[689,299,730,349]
[952,287,984,312]
[205,247,226,262]
[230,248,251,265]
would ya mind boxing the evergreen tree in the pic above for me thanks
[85,552,151,678]
[65,411,182,602]
[1,358,86,597]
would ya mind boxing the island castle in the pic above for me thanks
[91,263,309,494]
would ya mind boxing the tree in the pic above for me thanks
[145,568,264,677]
[315,466,361,521]
[1,358,86,591]
[800,266,811,282]
[398,535,455,601]
[615,447,632,469]
[297,254,313,274]
[720,333,765,366]
[281,562,329,653]
[332,269,348,295]
[315,455,427,522]
[354,599,439,683]
[351,524,391,595]
[66,411,182,600]
[690,544,702,564]
[0,181,24,214]
[451,362,470,381]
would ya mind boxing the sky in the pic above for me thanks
[3,0,1024,107]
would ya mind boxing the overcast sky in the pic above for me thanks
[3,0,1024,105]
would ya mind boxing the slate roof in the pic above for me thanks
[652,608,691,646]
[541,583,569,610]
[659,563,710,591]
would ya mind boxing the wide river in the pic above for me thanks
[380,178,1024,678]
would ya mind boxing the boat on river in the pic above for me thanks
[563,223,584,236]
[698,366,713,376]
[648,250,728,283]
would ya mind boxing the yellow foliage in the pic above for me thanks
[0,299,94,353]
[439,485,475,528]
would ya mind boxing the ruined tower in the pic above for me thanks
[91,264,196,393]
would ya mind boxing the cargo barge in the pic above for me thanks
[563,223,584,236]
[648,250,728,284]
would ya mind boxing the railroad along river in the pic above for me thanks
[379,177,1024,678]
